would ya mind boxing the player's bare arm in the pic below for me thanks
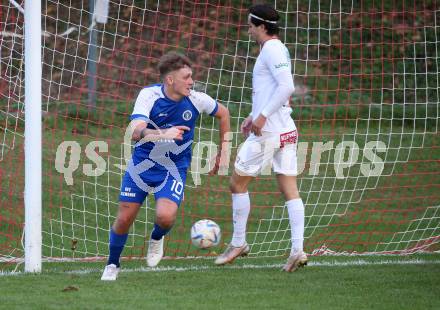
[130,119,190,142]
[209,103,231,175]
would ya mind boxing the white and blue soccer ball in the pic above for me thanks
[190,219,221,249]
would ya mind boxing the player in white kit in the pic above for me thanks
[215,4,307,272]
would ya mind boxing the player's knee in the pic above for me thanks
[114,210,135,231]
[229,179,246,193]
[155,198,178,228]
[114,216,132,232]
[155,215,175,229]
[229,182,238,193]
[280,187,300,200]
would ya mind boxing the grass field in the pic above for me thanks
[1,254,439,309]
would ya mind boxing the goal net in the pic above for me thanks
[0,0,439,265]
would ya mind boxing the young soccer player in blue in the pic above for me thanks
[101,52,230,280]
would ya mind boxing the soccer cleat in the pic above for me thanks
[214,242,250,265]
[282,251,308,272]
[101,264,120,281]
[146,237,164,267]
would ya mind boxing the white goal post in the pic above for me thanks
[24,0,42,272]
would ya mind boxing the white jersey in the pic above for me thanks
[252,39,295,132]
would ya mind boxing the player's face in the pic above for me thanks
[169,65,193,98]
[248,19,264,43]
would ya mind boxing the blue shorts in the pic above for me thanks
[119,167,187,206]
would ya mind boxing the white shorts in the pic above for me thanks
[234,130,298,177]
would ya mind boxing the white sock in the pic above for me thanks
[230,192,250,247]
[286,198,305,255]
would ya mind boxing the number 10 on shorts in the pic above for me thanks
[171,179,184,195]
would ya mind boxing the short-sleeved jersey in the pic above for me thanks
[252,39,295,132]
[130,84,218,171]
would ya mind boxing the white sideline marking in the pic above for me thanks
[1,258,439,276]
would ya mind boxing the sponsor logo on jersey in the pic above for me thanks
[158,113,168,117]
[274,62,289,69]
[182,110,192,121]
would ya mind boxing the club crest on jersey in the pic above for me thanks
[182,110,192,121]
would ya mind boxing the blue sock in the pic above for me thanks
[107,228,128,267]
[150,223,171,240]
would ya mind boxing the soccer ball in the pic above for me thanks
[190,219,221,249]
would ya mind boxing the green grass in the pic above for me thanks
[1,254,440,309]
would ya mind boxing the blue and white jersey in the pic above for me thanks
[130,84,218,171]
